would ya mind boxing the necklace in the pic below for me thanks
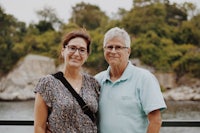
[64,71,83,93]
[69,76,82,93]
[74,87,80,93]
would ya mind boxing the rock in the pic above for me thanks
[131,59,177,90]
[131,58,200,101]
[0,54,56,100]
[0,56,200,101]
[155,72,177,90]
[163,86,200,101]
[131,58,155,73]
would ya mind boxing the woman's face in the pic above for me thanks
[62,37,88,68]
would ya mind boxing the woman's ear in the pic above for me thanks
[84,53,89,61]
[61,48,65,57]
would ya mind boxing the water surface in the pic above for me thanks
[0,100,199,133]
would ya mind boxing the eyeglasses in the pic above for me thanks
[104,45,128,52]
[66,45,87,55]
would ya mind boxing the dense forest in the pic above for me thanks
[0,0,200,81]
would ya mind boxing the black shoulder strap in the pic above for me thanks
[52,71,96,123]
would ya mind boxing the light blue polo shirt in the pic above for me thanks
[95,61,167,133]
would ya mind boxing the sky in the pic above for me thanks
[0,0,199,25]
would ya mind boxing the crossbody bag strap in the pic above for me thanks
[52,71,96,123]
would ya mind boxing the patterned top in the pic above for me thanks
[34,73,100,133]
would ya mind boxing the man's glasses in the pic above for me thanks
[66,45,87,55]
[104,45,128,52]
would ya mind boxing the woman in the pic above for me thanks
[34,28,100,133]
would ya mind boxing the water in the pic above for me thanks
[0,100,34,133]
[160,101,200,133]
[0,100,199,133]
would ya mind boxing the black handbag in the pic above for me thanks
[52,71,96,123]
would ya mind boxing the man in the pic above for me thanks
[95,27,167,133]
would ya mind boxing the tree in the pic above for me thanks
[35,6,63,32]
[165,3,187,26]
[172,46,200,78]
[122,3,167,35]
[176,21,200,45]
[0,5,26,75]
[35,20,54,33]
[133,0,167,7]
[69,2,108,30]
[182,2,196,19]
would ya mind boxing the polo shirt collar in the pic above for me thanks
[102,61,133,83]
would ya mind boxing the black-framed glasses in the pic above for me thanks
[104,45,128,52]
[66,45,87,55]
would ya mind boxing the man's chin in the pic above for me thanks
[108,60,119,66]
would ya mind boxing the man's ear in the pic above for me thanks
[128,48,131,55]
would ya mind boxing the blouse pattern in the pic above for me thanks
[34,73,100,133]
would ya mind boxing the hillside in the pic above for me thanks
[0,54,199,101]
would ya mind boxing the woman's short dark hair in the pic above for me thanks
[62,28,91,54]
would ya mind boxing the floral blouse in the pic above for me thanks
[34,73,100,133]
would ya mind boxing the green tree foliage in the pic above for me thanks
[69,2,109,30]
[165,3,187,26]
[122,2,167,36]
[172,47,200,78]
[0,6,26,75]
[12,31,61,59]
[60,22,80,35]
[176,21,200,45]
[35,20,54,33]
[0,1,199,79]
[124,1,199,79]
[188,14,200,46]
[84,30,107,73]
[131,31,169,71]
[35,6,63,32]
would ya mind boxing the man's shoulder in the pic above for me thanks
[94,70,107,82]
[131,64,152,74]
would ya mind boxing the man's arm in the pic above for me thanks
[147,109,162,133]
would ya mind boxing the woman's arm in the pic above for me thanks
[147,109,162,133]
[34,93,48,133]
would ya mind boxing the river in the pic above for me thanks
[0,100,199,133]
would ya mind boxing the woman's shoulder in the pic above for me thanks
[83,73,100,87]
[83,73,97,82]
[38,74,55,83]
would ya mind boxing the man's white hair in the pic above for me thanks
[103,27,131,48]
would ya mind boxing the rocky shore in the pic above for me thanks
[163,86,200,101]
[0,54,199,101]
[0,54,56,100]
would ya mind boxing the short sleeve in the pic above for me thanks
[140,72,167,115]
[91,77,101,96]
[85,74,101,97]
[34,75,54,108]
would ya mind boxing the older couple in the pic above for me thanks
[34,27,166,133]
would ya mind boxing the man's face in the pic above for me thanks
[104,37,130,67]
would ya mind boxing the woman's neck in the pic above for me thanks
[63,66,82,79]
[63,66,83,93]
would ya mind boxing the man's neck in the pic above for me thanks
[110,62,128,81]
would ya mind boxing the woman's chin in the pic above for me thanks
[69,62,81,68]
